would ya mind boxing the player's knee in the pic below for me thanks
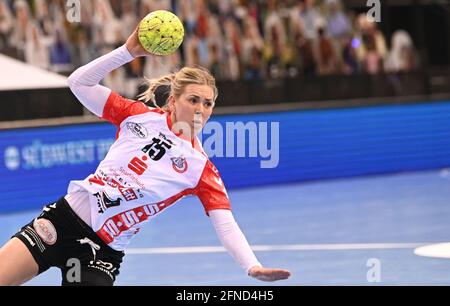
[0,278,17,286]
[0,250,13,285]
[0,240,39,286]
[0,271,22,286]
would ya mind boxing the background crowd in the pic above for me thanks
[0,0,420,96]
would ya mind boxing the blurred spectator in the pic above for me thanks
[0,0,13,51]
[72,28,97,67]
[78,0,95,28]
[263,0,287,78]
[355,13,387,66]
[92,0,121,52]
[10,0,32,59]
[35,0,54,36]
[263,24,282,78]
[363,33,383,74]
[341,34,359,74]
[194,0,210,67]
[141,0,171,14]
[325,0,351,71]
[209,43,224,79]
[109,0,123,17]
[120,0,139,42]
[205,4,224,57]
[385,30,418,73]
[0,0,422,87]
[300,0,323,40]
[195,0,208,39]
[184,35,201,67]
[289,0,305,42]
[49,28,72,73]
[25,21,49,69]
[241,19,264,80]
[223,18,241,80]
[315,26,337,75]
[290,2,314,76]
[216,0,233,18]
[244,47,263,80]
[264,0,286,48]
[178,0,197,38]
[246,0,264,36]
[297,37,316,76]
[326,0,351,40]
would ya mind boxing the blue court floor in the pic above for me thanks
[1,169,450,285]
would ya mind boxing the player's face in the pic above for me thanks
[170,84,215,137]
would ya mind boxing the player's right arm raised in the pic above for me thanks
[67,45,134,117]
[67,28,151,118]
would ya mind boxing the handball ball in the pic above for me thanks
[138,10,185,56]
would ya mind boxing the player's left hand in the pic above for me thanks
[248,266,291,282]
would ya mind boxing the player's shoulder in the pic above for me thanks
[202,158,221,177]
[110,91,166,115]
[126,100,167,118]
[147,106,166,115]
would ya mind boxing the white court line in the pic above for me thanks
[125,242,430,255]
[414,243,450,259]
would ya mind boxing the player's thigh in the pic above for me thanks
[0,238,39,286]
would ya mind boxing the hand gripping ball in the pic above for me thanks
[138,10,185,56]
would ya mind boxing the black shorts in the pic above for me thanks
[12,197,124,286]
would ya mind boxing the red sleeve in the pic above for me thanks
[101,91,155,127]
[195,160,231,216]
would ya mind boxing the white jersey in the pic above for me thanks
[68,92,231,251]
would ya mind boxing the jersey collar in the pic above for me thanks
[166,112,197,149]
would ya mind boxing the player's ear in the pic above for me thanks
[167,95,176,112]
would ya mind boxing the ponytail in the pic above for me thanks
[138,74,175,110]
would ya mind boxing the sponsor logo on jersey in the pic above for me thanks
[119,186,138,201]
[94,191,122,213]
[171,157,188,173]
[89,173,139,204]
[126,122,148,139]
[33,218,57,245]
[97,203,166,244]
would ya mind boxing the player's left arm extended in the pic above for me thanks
[209,209,291,282]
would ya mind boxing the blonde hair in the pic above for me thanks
[139,67,218,111]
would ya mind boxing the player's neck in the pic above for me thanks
[169,112,195,142]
